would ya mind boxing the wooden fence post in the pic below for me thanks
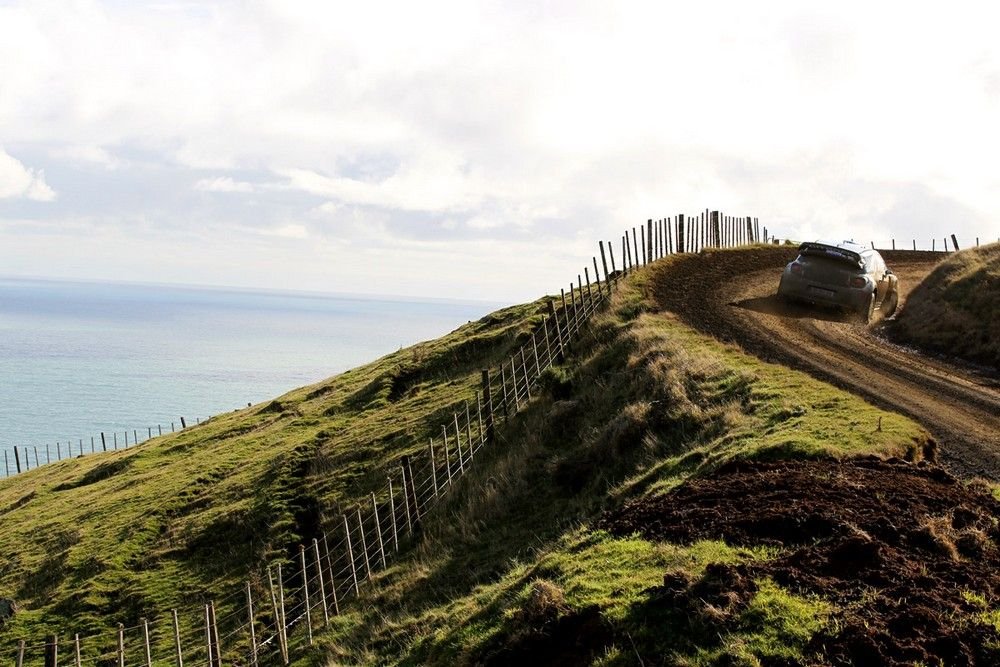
[465,402,475,460]
[246,581,259,666]
[593,257,605,299]
[608,240,618,276]
[180,417,187,429]
[951,234,960,251]
[299,545,313,644]
[276,563,288,662]
[372,493,386,570]
[441,426,454,484]
[623,235,630,272]
[172,609,184,667]
[343,515,360,595]
[428,438,439,496]
[388,477,400,552]
[640,225,647,265]
[44,634,57,667]
[74,634,82,667]
[323,533,341,615]
[267,569,288,665]
[647,219,653,262]
[482,369,496,443]
[500,362,510,423]
[546,302,564,362]
[404,455,421,524]
[631,227,639,269]
[356,508,372,580]
[599,241,610,282]
[313,538,330,625]
[476,392,485,448]
[142,619,152,667]
[13,447,20,474]
[678,214,685,253]
[101,432,107,452]
[16,640,24,667]
[399,465,413,535]
[210,602,221,667]
[204,604,212,667]
[117,623,124,667]
[454,413,466,472]
[746,217,754,244]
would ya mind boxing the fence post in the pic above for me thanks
[210,602,221,667]
[357,508,372,580]
[113,433,117,450]
[204,605,212,667]
[482,369,496,443]
[952,234,960,251]
[11,448,17,474]
[372,493,386,570]
[267,569,288,665]
[647,219,653,261]
[404,455,421,524]
[476,392,485,448]
[546,302,564,362]
[678,214,685,253]
[343,514,360,594]
[388,478,401,553]
[623,235,630,273]
[631,228,640,269]
[142,619,152,667]
[892,239,896,250]
[246,581,259,666]
[599,241,610,282]
[454,413,465,472]
[500,362,510,423]
[593,257,606,299]
[101,432,107,452]
[608,240,618,277]
[300,545,313,644]
[746,217,754,244]
[441,427,454,484]
[16,640,24,667]
[312,538,330,625]
[520,349,531,402]
[399,466,412,535]
[531,326,542,379]
[427,438,439,497]
[465,401,475,460]
[74,634,82,667]
[117,623,124,667]
[276,563,288,662]
[172,609,184,667]
[323,533,341,615]
[180,417,187,429]
[44,634,57,667]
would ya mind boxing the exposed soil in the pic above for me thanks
[601,458,1000,666]
[649,247,1000,480]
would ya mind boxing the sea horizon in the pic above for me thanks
[0,275,505,476]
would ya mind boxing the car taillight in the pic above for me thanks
[790,262,804,276]
[850,276,867,288]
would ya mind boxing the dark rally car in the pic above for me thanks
[777,240,899,323]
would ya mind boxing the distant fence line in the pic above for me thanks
[7,209,767,666]
[875,235,996,252]
[1,417,213,479]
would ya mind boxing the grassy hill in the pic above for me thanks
[892,242,1000,369]
[1,250,970,666]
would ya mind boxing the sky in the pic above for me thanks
[1,0,998,303]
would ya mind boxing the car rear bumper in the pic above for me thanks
[778,274,871,311]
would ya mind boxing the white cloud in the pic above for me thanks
[194,176,254,193]
[0,147,55,201]
[1,1,1000,300]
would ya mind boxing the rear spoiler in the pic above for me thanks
[798,243,864,268]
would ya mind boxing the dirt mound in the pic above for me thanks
[892,243,1000,369]
[600,458,1000,666]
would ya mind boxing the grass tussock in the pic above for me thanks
[893,242,1000,368]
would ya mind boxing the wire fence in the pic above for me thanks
[5,210,771,666]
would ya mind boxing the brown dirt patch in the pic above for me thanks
[600,457,1000,666]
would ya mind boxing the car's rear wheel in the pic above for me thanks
[882,287,899,318]
[859,292,876,324]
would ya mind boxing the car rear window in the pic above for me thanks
[799,243,863,268]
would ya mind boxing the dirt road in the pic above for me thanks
[650,247,1000,480]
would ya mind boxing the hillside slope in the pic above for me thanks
[892,243,1000,369]
[5,249,994,666]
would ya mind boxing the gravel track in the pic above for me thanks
[650,247,1000,480]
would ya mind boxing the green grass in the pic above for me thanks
[893,242,1000,368]
[0,254,933,665]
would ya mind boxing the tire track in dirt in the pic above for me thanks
[650,247,1000,480]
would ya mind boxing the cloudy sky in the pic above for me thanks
[1,1,998,302]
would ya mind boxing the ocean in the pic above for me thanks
[0,277,500,477]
